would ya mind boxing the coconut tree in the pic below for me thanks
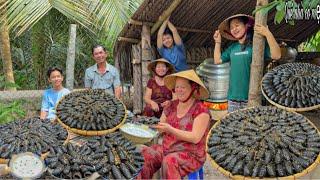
[0,0,15,90]
[0,0,143,90]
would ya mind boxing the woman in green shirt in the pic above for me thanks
[213,14,281,112]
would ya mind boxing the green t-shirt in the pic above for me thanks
[221,42,271,101]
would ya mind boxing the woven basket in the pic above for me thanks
[56,89,127,136]
[206,106,320,179]
[120,123,157,144]
[57,113,127,136]
[261,77,320,112]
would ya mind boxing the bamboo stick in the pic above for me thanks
[129,19,211,33]
[118,37,139,43]
[150,0,183,35]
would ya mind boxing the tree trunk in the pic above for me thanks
[0,2,16,91]
[132,44,143,114]
[65,24,77,90]
[248,0,269,107]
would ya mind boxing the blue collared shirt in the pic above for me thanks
[84,63,121,95]
[41,88,70,120]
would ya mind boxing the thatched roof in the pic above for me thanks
[114,0,320,82]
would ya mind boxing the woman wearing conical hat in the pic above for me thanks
[213,14,281,112]
[137,70,211,179]
[143,58,175,118]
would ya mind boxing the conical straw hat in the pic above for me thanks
[218,14,254,41]
[147,58,175,74]
[164,69,209,99]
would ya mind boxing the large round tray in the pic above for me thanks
[56,89,127,136]
[261,76,320,112]
[206,107,320,179]
[261,63,320,112]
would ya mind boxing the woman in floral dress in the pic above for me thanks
[137,69,211,179]
[143,58,175,118]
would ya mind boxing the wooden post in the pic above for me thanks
[141,25,152,98]
[132,44,143,114]
[0,1,16,90]
[66,24,77,90]
[248,0,269,107]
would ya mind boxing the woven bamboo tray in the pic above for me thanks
[55,89,127,136]
[206,107,320,180]
[261,77,320,112]
[56,104,127,136]
[57,112,126,136]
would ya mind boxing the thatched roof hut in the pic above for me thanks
[114,0,320,113]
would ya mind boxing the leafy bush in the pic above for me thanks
[0,75,19,90]
[0,100,26,124]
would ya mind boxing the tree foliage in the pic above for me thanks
[0,0,143,89]
[254,0,320,51]
[0,100,26,124]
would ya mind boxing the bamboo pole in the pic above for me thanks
[129,19,154,26]
[66,24,77,90]
[132,44,143,114]
[248,0,269,107]
[129,19,211,33]
[150,0,183,35]
[118,37,139,43]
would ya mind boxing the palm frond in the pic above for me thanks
[52,0,96,32]
[0,0,97,37]
[2,0,52,36]
[88,0,142,45]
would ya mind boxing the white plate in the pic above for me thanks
[9,152,45,179]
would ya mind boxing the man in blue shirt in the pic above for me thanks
[157,18,189,72]
[84,45,122,99]
[40,67,70,120]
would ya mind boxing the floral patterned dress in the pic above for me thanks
[137,100,210,179]
[143,77,172,118]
